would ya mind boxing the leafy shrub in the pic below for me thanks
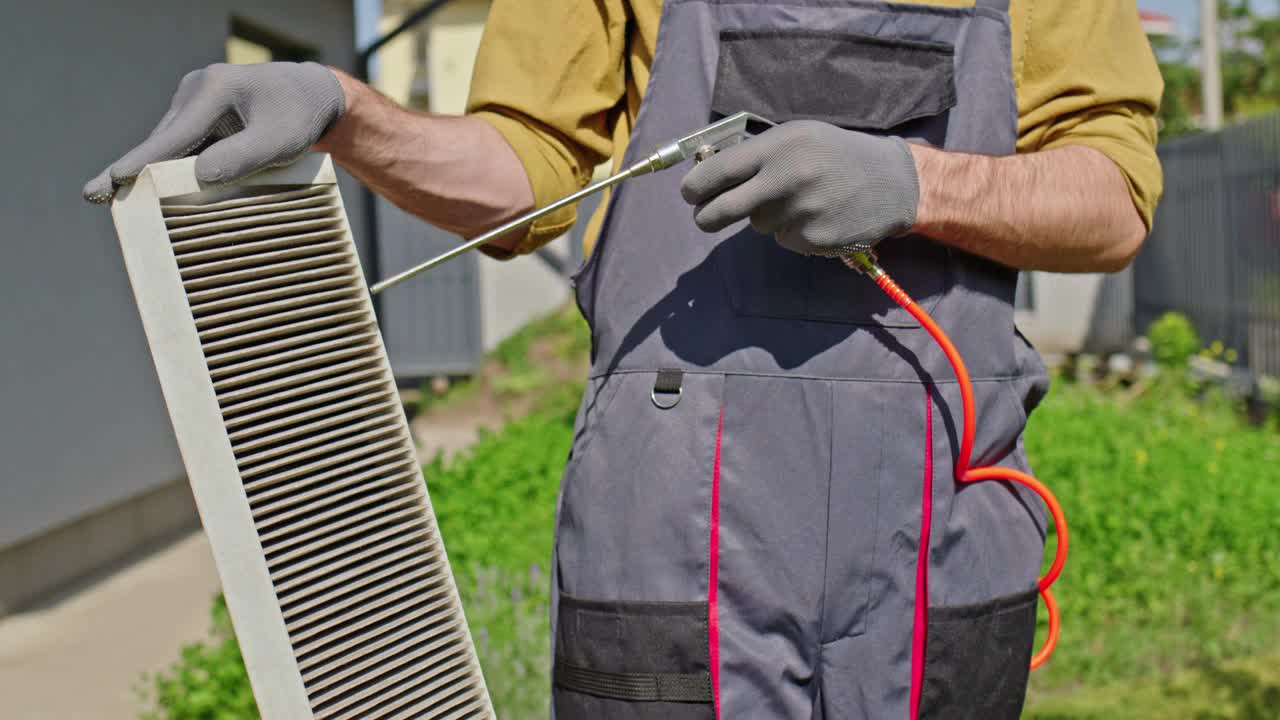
[138,596,257,719]
[417,387,580,717]
[422,387,578,573]
[1147,312,1201,369]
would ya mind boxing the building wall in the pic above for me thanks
[1015,273,1105,354]
[0,0,359,580]
[380,0,572,355]
[1015,269,1136,356]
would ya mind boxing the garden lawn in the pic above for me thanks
[141,310,1280,719]
[435,378,1280,718]
[1022,379,1280,715]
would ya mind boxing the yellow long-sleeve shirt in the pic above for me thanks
[467,0,1164,256]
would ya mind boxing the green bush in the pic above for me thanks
[1147,311,1202,369]
[423,388,578,574]
[417,387,581,717]
[138,596,257,719]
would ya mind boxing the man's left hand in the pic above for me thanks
[679,120,920,256]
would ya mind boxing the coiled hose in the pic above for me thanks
[844,251,1068,671]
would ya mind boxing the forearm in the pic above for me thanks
[909,144,1147,273]
[315,69,534,250]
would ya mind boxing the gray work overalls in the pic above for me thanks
[552,1,1050,718]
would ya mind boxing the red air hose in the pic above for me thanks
[850,254,1068,671]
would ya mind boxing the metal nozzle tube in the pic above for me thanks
[366,113,779,296]
[369,158,657,296]
[367,112,781,296]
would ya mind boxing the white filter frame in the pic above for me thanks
[112,155,494,720]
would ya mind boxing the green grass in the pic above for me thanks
[462,567,553,720]
[138,597,255,720]
[1025,652,1280,719]
[407,305,590,417]
[490,303,591,371]
[487,307,588,399]
[423,387,577,575]
[1023,378,1280,716]
[140,327,1280,719]
[419,389,579,718]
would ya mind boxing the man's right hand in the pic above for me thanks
[83,61,345,204]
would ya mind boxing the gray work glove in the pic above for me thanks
[83,62,344,203]
[679,120,920,256]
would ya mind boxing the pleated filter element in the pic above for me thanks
[110,155,494,720]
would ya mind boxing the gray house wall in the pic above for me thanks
[0,0,361,610]
[1015,269,1136,357]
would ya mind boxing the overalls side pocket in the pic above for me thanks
[554,593,716,720]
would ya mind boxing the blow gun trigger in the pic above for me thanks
[681,111,777,160]
[691,134,744,163]
[633,111,777,174]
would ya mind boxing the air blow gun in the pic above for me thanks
[368,112,1069,671]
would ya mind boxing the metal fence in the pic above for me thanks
[1135,112,1280,377]
[376,200,484,379]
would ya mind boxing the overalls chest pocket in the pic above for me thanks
[709,30,957,327]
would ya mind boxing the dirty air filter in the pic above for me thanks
[110,155,494,720]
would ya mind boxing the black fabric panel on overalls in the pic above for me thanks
[917,587,1038,720]
[557,0,1041,718]
[710,30,958,132]
[554,593,715,720]
[709,25,959,329]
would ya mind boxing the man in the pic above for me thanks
[85,1,1162,717]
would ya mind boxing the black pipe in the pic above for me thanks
[360,0,452,64]
[354,0,453,316]
[533,246,573,278]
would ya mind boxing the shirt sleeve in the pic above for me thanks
[1014,1,1165,230]
[466,0,629,256]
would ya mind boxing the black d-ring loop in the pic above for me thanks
[651,369,684,410]
[652,386,682,409]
